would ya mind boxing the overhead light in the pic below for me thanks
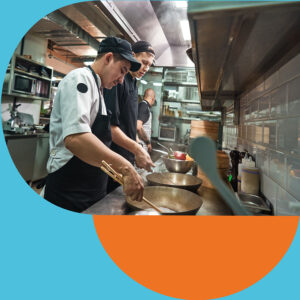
[141,80,147,85]
[153,82,162,86]
[83,61,93,66]
[175,1,187,8]
[180,20,191,41]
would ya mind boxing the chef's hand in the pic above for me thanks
[121,165,144,202]
[147,143,152,153]
[134,144,155,172]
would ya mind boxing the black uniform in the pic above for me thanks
[104,72,138,193]
[137,100,150,124]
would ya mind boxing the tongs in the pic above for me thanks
[100,160,163,214]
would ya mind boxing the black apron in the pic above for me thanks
[44,66,111,212]
[105,73,138,194]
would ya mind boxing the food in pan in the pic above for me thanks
[185,154,194,161]
[174,151,186,160]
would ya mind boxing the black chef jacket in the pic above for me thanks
[104,73,138,164]
[138,100,150,124]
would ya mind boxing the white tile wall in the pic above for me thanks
[263,120,276,147]
[258,94,270,118]
[261,174,277,212]
[256,148,269,176]
[278,118,299,153]
[264,71,279,92]
[223,53,300,215]
[269,150,286,188]
[277,185,299,216]
[270,86,287,117]
[287,76,300,116]
[279,54,300,84]
[286,157,300,200]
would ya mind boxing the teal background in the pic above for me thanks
[1,1,299,299]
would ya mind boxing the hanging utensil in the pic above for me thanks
[151,148,168,156]
[157,141,173,155]
[190,137,251,215]
[100,160,163,214]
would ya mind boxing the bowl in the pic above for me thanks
[162,155,194,173]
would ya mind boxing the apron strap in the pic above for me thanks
[87,66,102,112]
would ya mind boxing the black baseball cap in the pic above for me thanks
[132,41,155,56]
[98,37,141,72]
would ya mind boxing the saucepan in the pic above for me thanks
[126,186,203,215]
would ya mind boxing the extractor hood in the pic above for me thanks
[188,1,300,110]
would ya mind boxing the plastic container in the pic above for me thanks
[241,167,259,195]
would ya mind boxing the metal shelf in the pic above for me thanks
[163,81,198,87]
[163,99,201,104]
[160,115,221,122]
[14,69,52,81]
[2,92,51,101]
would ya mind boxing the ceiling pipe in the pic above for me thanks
[45,10,100,51]
[95,0,140,43]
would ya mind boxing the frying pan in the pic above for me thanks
[147,172,202,193]
[126,186,203,215]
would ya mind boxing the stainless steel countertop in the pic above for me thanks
[4,132,49,138]
[82,157,233,216]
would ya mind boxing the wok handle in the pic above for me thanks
[142,197,163,214]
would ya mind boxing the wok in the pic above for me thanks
[147,172,202,193]
[126,186,203,215]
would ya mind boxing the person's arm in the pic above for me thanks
[111,126,154,171]
[137,120,152,153]
[64,132,144,201]
[137,120,150,144]
[137,102,152,153]
[136,133,140,144]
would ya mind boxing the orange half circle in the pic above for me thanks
[94,216,298,299]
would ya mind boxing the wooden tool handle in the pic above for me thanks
[142,197,163,214]
[100,160,163,214]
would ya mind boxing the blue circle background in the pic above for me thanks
[1,1,299,299]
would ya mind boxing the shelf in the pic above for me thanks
[163,81,198,87]
[3,54,53,101]
[163,99,201,104]
[160,115,200,121]
[2,92,50,101]
[14,69,52,81]
[15,54,49,68]
[161,112,221,120]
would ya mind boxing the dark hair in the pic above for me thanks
[95,52,126,62]
[135,51,154,59]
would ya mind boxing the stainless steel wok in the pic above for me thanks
[126,186,203,215]
[147,172,202,193]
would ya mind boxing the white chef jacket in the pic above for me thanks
[47,67,107,173]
